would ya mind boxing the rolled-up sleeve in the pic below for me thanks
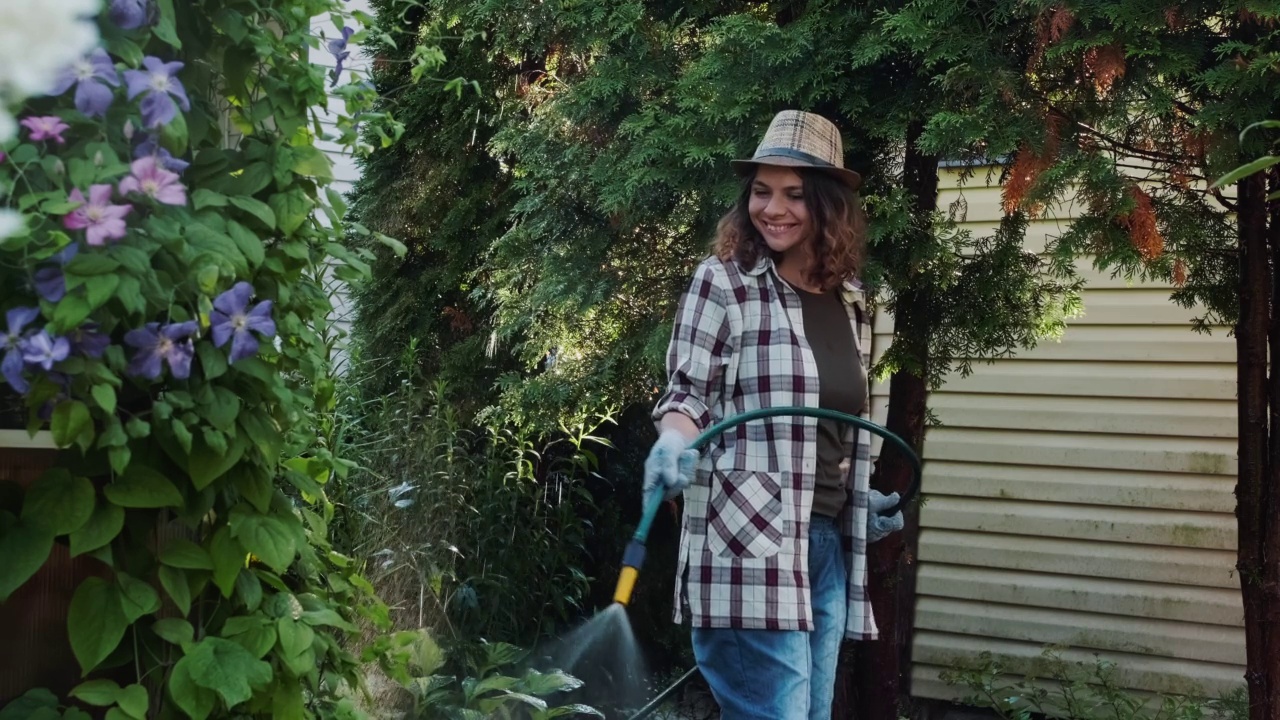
[652,260,734,430]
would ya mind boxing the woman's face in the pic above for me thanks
[748,165,813,258]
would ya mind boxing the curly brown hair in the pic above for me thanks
[713,167,867,291]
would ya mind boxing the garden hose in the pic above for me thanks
[612,407,922,607]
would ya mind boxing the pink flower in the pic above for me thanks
[118,156,186,206]
[62,185,132,246]
[20,116,70,144]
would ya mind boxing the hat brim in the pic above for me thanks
[731,156,862,191]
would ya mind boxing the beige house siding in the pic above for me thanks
[868,168,1245,701]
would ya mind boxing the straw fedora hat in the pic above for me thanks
[731,110,862,190]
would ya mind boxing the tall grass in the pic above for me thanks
[329,357,611,662]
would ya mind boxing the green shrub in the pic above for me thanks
[367,630,601,720]
[331,362,608,655]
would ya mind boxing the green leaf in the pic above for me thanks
[68,577,129,674]
[229,196,277,230]
[52,295,92,333]
[169,656,216,720]
[104,466,184,509]
[108,446,131,475]
[268,190,313,236]
[188,433,246,490]
[276,617,315,660]
[117,572,161,622]
[231,465,272,513]
[160,110,189,157]
[0,689,59,720]
[158,565,192,616]
[186,226,248,277]
[521,669,584,696]
[540,704,604,718]
[270,678,305,720]
[202,386,241,431]
[97,416,128,449]
[104,36,144,67]
[22,469,94,536]
[324,187,348,218]
[125,418,151,439]
[152,618,195,645]
[375,232,409,258]
[50,401,93,451]
[152,0,182,48]
[192,189,229,210]
[69,679,122,706]
[116,685,148,719]
[210,526,246,597]
[171,419,194,455]
[226,221,266,269]
[66,253,121,275]
[236,569,263,611]
[1240,120,1280,141]
[238,411,283,461]
[69,502,124,557]
[0,519,54,600]
[290,146,333,180]
[160,538,215,570]
[233,162,275,195]
[225,616,277,659]
[197,341,229,380]
[228,507,297,573]
[1212,155,1280,188]
[84,273,120,311]
[298,607,356,631]
[185,636,273,708]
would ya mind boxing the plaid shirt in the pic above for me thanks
[652,255,877,639]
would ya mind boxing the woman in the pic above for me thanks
[643,110,904,720]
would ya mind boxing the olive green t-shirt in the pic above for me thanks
[793,286,867,519]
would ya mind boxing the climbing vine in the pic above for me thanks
[0,0,413,717]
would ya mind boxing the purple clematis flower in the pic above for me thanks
[125,321,197,380]
[20,116,70,144]
[118,156,186,206]
[123,58,190,128]
[69,323,110,359]
[63,185,132,246]
[327,27,354,87]
[209,282,276,363]
[50,49,120,118]
[2,307,39,393]
[33,244,79,303]
[134,134,189,174]
[108,0,152,29]
[21,331,70,371]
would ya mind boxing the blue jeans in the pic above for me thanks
[691,515,849,720]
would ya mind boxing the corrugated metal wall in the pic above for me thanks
[868,169,1245,701]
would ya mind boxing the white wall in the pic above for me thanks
[310,0,374,373]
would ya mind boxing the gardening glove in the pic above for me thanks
[643,428,699,502]
[867,490,904,544]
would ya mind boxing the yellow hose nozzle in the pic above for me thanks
[613,565,639,606]
[612,540,648,606]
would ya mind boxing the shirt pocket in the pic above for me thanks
[706,470,784,559]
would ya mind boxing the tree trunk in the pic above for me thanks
[1237,170,1273,720]
[838,122,937,720]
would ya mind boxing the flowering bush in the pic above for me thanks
[0,0,410,718]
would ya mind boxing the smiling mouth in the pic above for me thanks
[764,223,797,233]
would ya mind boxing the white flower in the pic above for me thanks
[0,0,100,104]
[0,211,25,241]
